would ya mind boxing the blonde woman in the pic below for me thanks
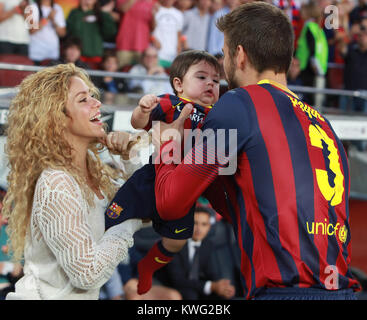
[2,63,143,300]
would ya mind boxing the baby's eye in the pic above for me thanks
[79,97,87,103]
[198,76,206,80]
[213,79,219,84]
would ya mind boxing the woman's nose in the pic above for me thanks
[92,97,101,109]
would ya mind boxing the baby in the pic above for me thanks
[105,50,220,294]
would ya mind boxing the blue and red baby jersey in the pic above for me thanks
[145,94,213,131]
[105,94,212,239]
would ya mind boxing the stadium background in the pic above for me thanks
[0,0,366,298]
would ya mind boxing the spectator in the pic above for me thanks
[161,207,235,300]
[295,0,328,107]
[153,0,184,69]
[349,0,367,26]
[115,0,156,69]
[66,0,117,67]
[98,0,120,50]
[48,36,90,69]
[339,17,367,113]
[0,0,30,56]
[93,50,128,94]
[100,0,120,22]
[128,45,173,95]
[274,0,303,47]
[182,0,212,51]
[175,0,194,12]
[174,0,192,52]
[206,0,239,56]
[287,56,304,100]
[27,0,66,65]
[287,56,302,86]
[325,0,351,108]
[210,0,224,15]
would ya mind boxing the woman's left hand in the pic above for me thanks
[102,131,141,159]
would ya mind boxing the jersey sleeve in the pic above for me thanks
[154,89,252,220]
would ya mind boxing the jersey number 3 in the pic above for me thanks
[309,124,344,207]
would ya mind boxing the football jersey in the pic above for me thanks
[154,80,361,299]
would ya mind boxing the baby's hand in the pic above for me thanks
[138,94,160,114]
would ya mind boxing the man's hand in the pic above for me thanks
[211,279,235,299]
[152,103,193,150]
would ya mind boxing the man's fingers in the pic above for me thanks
[151,103,192,149]
[177,103,193,124]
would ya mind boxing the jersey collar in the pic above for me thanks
[177,95,213,109]
[257,79,299,99]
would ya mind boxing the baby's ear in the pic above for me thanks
[172,77,183,94]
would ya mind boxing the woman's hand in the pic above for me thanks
[101,131,141,160]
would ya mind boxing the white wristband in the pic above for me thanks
[1,261,14,276]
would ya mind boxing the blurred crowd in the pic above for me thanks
[1,0,367,112]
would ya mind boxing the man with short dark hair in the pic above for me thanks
[152,2,360,300]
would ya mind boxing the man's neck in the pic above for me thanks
[240,68,288,88]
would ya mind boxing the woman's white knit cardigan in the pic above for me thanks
[7,161,142,300]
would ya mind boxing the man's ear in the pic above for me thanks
[172,77,183,95]
[236,45,247,70]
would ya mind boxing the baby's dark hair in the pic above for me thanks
[169,50,221,95]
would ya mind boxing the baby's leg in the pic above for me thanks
[105,164,156,231]
[137,238,187,295]
[137,202,195,295]
[161,237,187,253]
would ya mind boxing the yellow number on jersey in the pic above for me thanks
[309,124,344,206]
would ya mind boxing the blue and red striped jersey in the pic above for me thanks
[144,94,212,131]
[154,80,361,299]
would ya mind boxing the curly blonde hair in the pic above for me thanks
[2,63,121,262]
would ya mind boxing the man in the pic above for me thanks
[152,2,360,299]
[349,0,367,26]
[339,18,367,114]
[162,207,235,300]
